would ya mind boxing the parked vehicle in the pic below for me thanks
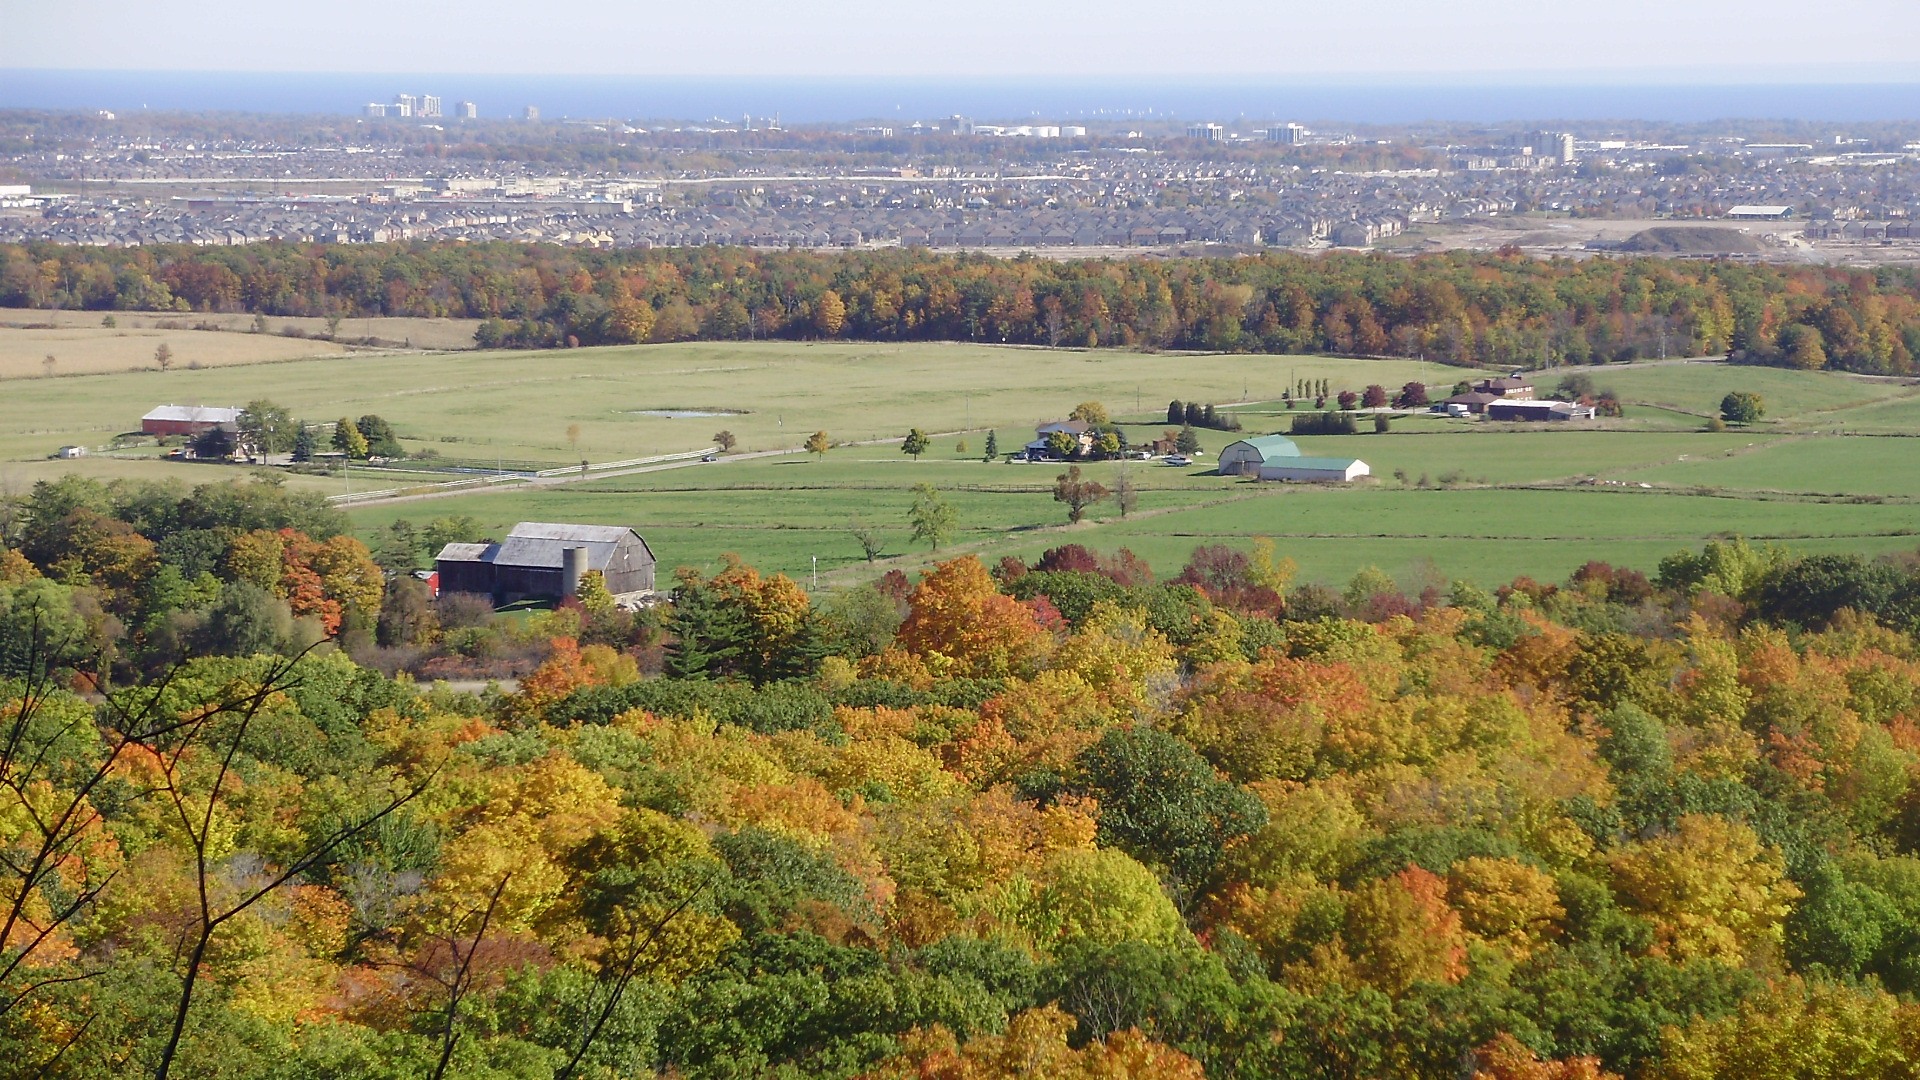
[1162,454,1193,467]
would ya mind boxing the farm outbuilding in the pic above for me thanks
[1487,400,1595,422]
[1217,434,1303,475]
[141,405,242,438]
[1259,457,1371,483]
[435,522,657,604]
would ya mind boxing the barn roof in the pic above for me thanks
[1226,434,1302,457]
[491,522,653,571]
[434,542,496,564]
[142,405,242,424]
[1265,456,1364,471]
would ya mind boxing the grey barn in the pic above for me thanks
[435,522,656,603]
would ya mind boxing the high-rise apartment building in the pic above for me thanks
[1269,122,1308,145]
[419,95,442,118]
[457,101,478,119]
[1531,131,1576,164]
[393,94,417,117]
[523,105,541,121]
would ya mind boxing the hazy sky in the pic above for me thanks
[7,0,1920,79]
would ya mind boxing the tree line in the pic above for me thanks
[6,240,1919,371]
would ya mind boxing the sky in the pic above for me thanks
[6,0,1920,80]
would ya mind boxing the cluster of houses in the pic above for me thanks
[1438,376,1597,421]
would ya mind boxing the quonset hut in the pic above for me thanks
[435,522,656,603]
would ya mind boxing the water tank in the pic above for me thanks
[562,545,586,596]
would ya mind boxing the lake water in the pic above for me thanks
[7,70,1920,124]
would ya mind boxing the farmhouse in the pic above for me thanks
[1442,375,1535,415]
[1022,419,1096,461]
[1487,400,1596,422]
[435,522,657,603]
[141,405,242,438]
[1218,434,1369,483]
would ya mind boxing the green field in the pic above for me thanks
[5,341,1920,589]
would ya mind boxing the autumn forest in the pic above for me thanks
[7,468,1920,1078]
[6,241,1920,371]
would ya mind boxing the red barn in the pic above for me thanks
[141,405,242,438]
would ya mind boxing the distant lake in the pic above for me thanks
[4,70,1919,124]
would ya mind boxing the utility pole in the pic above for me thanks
[811,556,818,591]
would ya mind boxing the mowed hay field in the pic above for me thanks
[0,324,350,378]
[0,339,1466,466]
[6,338,1920,587]
[0,308,483,353]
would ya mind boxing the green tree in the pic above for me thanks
[355,414,404,458]
[908,483,956,551]
[983,429,998,461]
[290,425,317,463]
[332,417,369,459]
[237,399,296,454]
[902,428,931,460]
[1175,424,1202,454]
[1064,727,1268,904]
[1720,391,1765,425]
[1046,429,1081,459]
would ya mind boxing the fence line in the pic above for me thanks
[532,447,719,478]
[326,471,524,505]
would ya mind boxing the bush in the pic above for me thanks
[1291,412,1357,435]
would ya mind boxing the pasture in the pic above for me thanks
[4,338,1919,589]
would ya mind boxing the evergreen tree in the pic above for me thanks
[1176,424,1202,454]
[291,425,316,463]
[664,576,749,678]
[1167,400,1184,425]
[983,429,998,461]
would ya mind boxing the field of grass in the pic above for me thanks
[1624,435,1920,497]
[7,339,1920,590]
[1594,362,1919,422]
[0,324,351,379]
[0,339,1463,467]
[0,308,482,351]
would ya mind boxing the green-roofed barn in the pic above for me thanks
[1216,434,1301,475]
[1218,434,1369,483]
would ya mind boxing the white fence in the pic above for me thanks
[531,447,719,478]
[326,471,523,505]
[326,447,720,504]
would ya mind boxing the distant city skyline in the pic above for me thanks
[6,0,1920,79]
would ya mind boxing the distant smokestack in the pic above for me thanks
[562,546,586,596]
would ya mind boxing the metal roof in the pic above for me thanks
[435,542,496,563]
[492,522,650,571]
[1225,434,1302,457]
[142,405,242,423]
[1264,456,1365,471]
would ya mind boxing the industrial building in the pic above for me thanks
[435,522,657,603]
